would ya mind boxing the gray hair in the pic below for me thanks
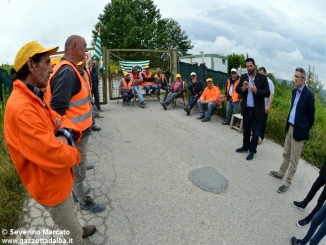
[295,67,306,78]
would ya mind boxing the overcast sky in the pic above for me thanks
[0,0,325,84]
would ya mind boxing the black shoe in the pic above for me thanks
[221,121,229,125]
[277,185,289,193]
[292,201,306,210]
[187,107,190,115]
[82,225,97,238]
[235,147,248,153]
[139,101,145,108]
[123,101,128,106]
[79,196,106,213]
[201,118,210,122]
[92,125,101,131]
[160,101,167,110]
[297,218,310,227]
[127,101,131,106]
[246,152,254,160]
[72,186,91,202]
[196,115,205,120]
[269,171,283,179]
[290,236,301,245]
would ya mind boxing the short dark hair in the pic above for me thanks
[258,67,267,74]
[245,58,255,65]
[11,53,45,82]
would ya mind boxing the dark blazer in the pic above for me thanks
[235,73,270,120]
[187,79,205,96]
[285,86,315,141]
[90,66,99,88]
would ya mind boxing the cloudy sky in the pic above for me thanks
[0,0,325,84]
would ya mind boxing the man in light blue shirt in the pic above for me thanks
[269,67,315,193]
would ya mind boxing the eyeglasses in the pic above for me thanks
[293,75,304,79]
[231,72,237,74]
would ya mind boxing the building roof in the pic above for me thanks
[180,53,228,60]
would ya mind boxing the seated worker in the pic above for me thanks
[184,72,204,115]
[154,68,170,101]
[142,65,158,98]
[119,72,134,106]
[221,68,241,125]
[130,66,146,108]
[160,74,186,110]
[197,78,224,122]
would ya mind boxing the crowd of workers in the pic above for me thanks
[3,34,325,244]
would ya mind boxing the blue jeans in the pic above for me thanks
[144,85,158,95]
[187,94,199,110]
[197,100,217,119]
[226,100,240,123]
[134,86,144,103]
[301,203,326,244]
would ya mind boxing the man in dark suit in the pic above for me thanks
[235,58,270,160]
[269,67,315,193]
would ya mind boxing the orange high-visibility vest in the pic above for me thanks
[154,73,165,85]
[130,73,143,86]
[4,80,81,206]
[45,60,92,131]
[142,72,153,87]
[226,78,240,102]
[121,78,133,88]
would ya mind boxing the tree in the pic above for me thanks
[306,65,323,94]
[155,18,193,55]
[93,0,193,54]
[227,53,246,73]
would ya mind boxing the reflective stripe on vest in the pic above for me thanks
[46,60,92,131]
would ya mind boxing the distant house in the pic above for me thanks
[179,53,228,73]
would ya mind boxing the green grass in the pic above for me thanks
[0,89,26,241]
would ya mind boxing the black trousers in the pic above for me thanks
[158,84,169,101]
[92,88,101,110]
[303,174,326,221]
[121,90,134,101]
[242,107,263,154]
[259,112,269,140]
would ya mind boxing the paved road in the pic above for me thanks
[15,98,325,245]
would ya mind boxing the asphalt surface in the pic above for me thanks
[17,97,326,245]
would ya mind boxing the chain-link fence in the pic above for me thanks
[104,49,177,100]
